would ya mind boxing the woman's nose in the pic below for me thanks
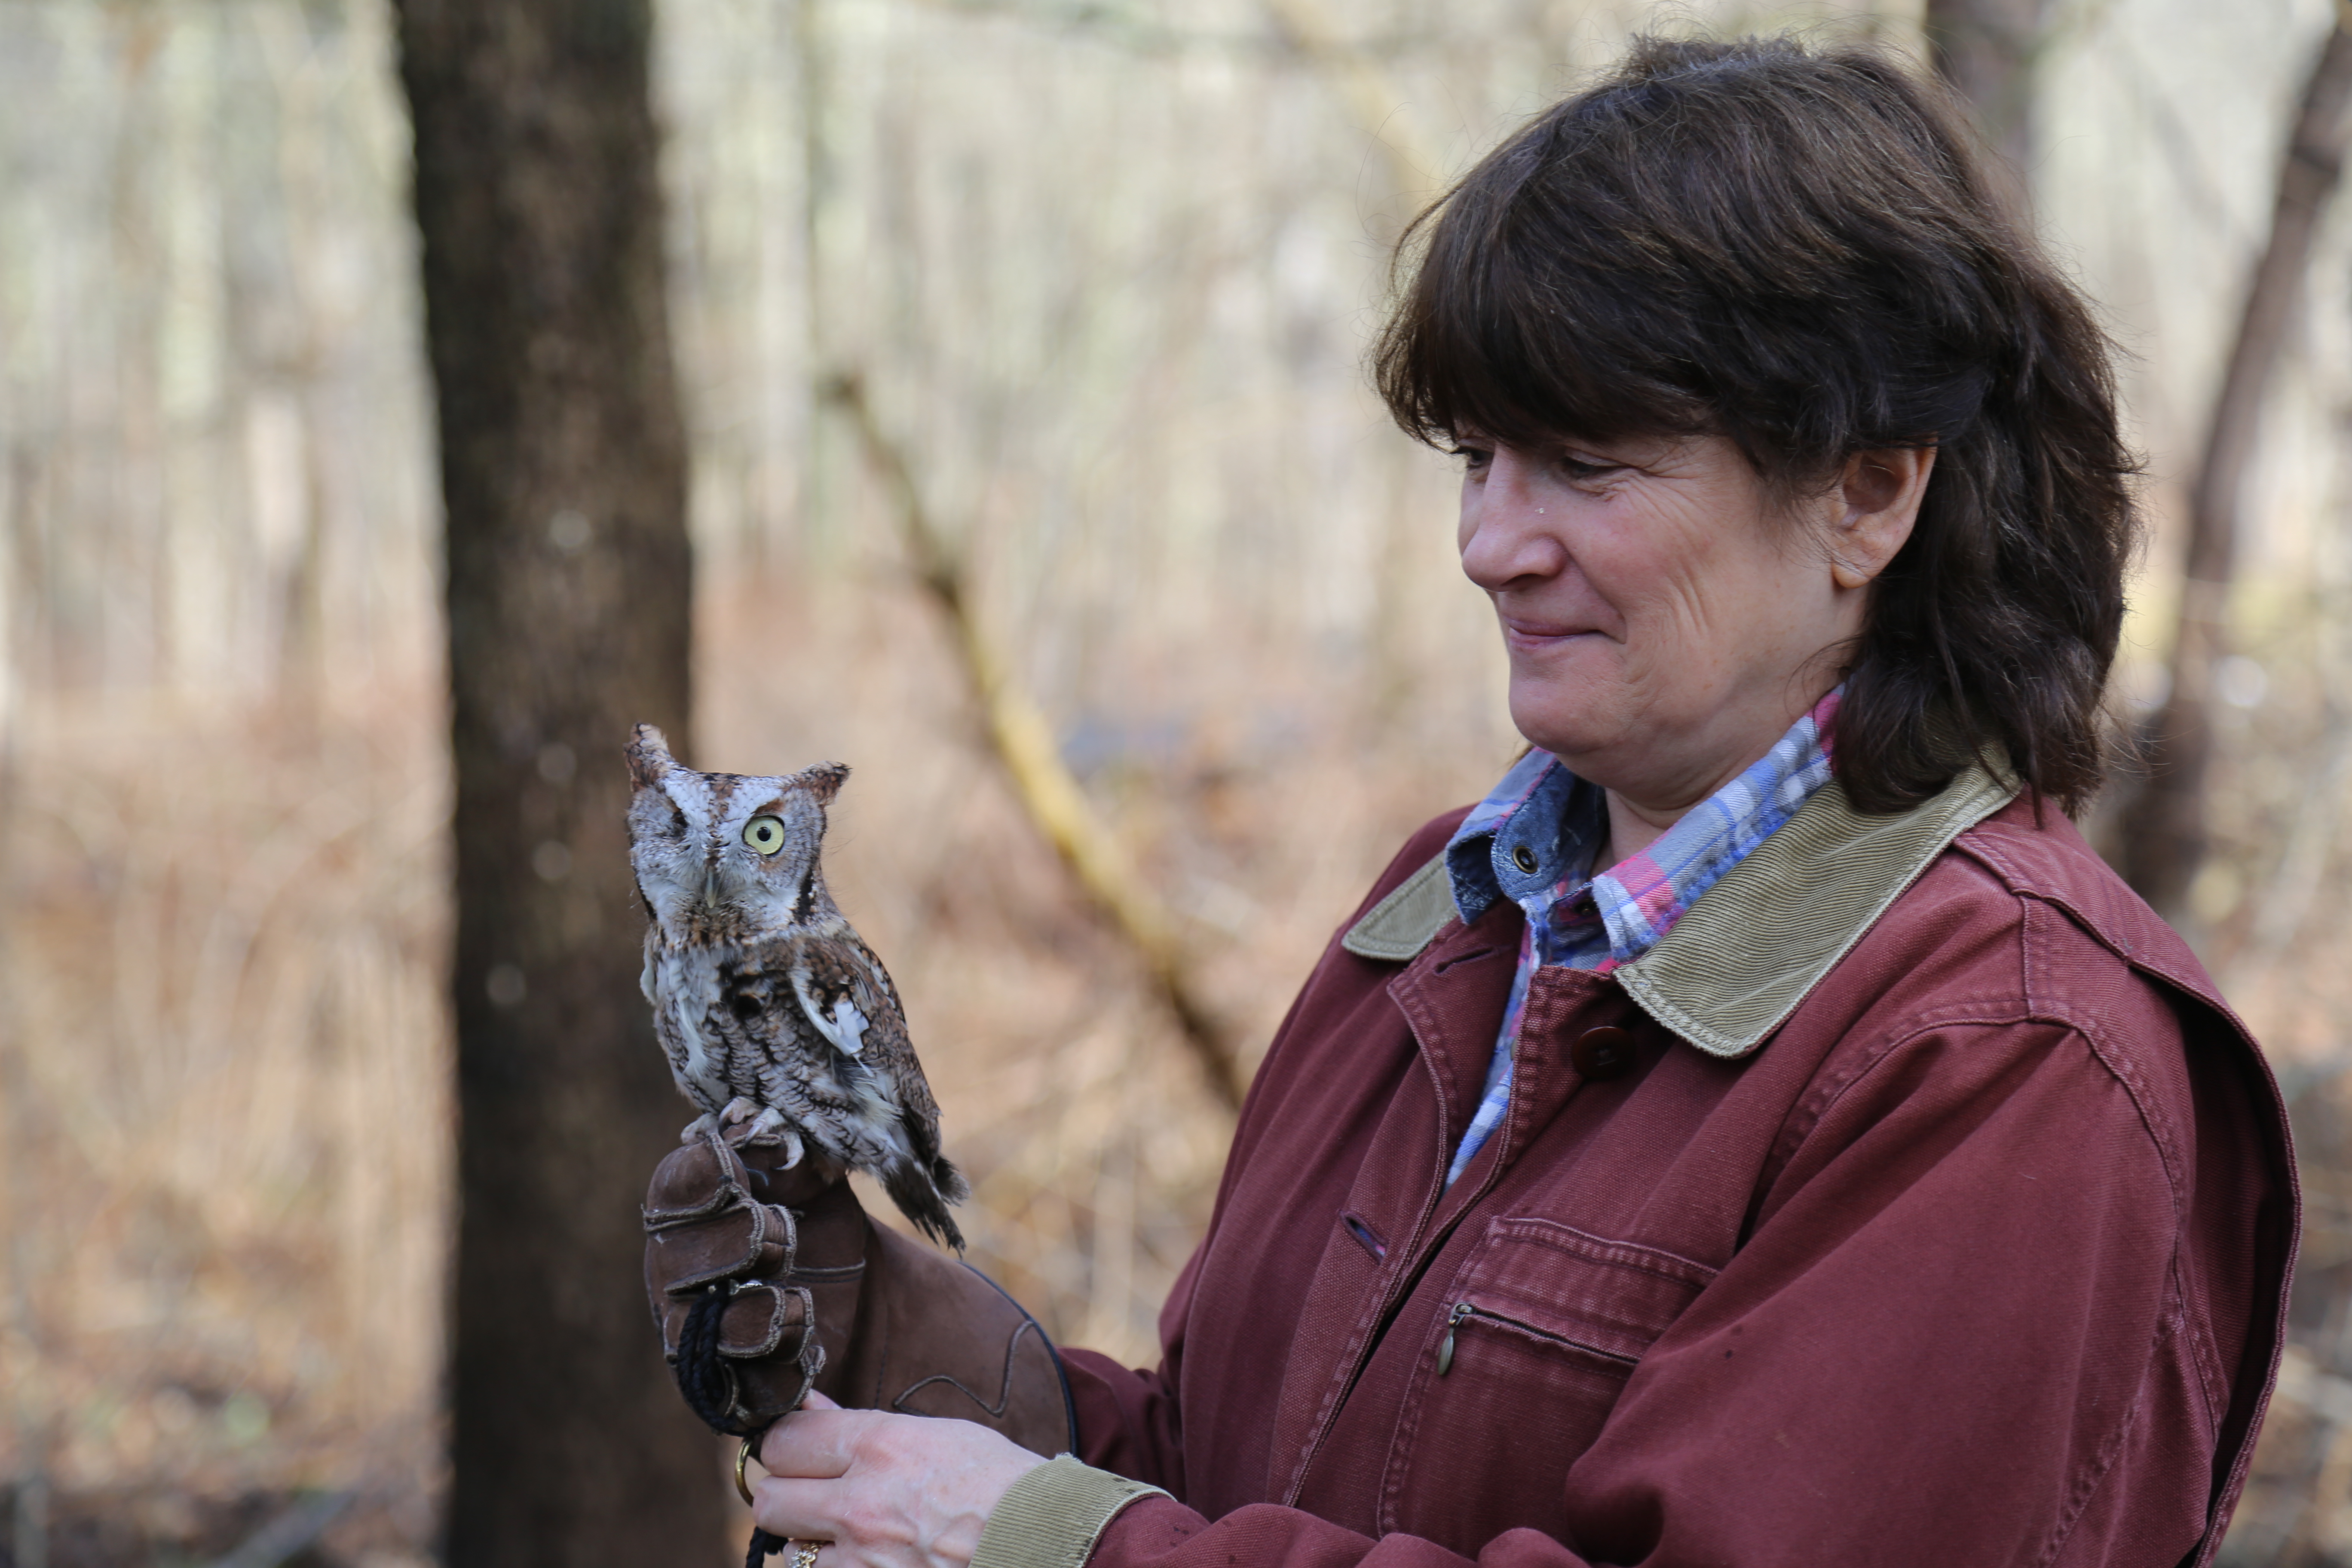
[1460,447,1568,592]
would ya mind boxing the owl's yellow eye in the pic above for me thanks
[743,815,786,855]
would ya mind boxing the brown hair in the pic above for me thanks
[1375,34,2136,814]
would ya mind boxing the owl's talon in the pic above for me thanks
[719,1096,763,1127]
[680,1112,722,1144]
[728,1110,805,1167]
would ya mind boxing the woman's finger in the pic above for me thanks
[754,1388,843,1490]
[761,1407,865,1478]
[751,1474,853,1547]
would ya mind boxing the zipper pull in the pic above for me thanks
[1437,1302,1471,1376]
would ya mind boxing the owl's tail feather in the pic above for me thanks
[935,1152,971,1204]
[885,1155,968,1252]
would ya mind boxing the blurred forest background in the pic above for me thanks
[1,0,2350,1562]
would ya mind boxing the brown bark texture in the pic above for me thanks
[1923,0,2051,216]
[390,2,721,1563]
[2120,18,2352,921]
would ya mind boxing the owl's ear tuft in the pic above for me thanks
[626,724,675,792]
[796,761,851,804]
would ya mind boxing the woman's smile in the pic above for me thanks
[1498,614,1609,652]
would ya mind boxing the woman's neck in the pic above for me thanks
[1596,788,1678,872]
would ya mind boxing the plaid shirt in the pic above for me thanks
[1440,688,1843,1186]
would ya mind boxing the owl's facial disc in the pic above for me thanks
[689,789,827,936]
[628,759,832,940]
[628,769,723,932]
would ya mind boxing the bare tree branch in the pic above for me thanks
[1260,0,1443,201]
[825,371,1247,1112]
[896,0,1452,64]
[2121,15,2352,920]
[1923,0,2052,216]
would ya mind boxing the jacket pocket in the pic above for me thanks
[1378,1215,1717,1548]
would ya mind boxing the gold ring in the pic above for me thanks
[789,1542,824,1568]
[735,1435,760,1507]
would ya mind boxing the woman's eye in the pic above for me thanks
[1449,444,1494,475]
[1558,454,1623,482]
[743,816,785,855]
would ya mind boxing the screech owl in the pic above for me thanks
[626,723,968,1249]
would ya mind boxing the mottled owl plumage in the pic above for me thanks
[626,723,968,1248]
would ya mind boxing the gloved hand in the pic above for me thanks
[643,1121,1076,1457]
[642,1123,835,1433]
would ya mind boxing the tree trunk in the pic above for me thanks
[2119,18,2352,922]
[390,4,720,1565]
[1922,0,2050,217]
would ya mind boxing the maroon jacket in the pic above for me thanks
[1053,780,2296,1568]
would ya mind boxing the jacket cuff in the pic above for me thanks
[974,1456,1169,1568]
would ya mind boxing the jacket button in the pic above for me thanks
[1571,1026,1637,1081]
[1512,845,1539,873]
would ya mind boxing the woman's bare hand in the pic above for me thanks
[753,1390,1050,1568]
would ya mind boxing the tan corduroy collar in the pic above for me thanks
[1343,766,2020,1059]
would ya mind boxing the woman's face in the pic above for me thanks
[1455,432,1921,819]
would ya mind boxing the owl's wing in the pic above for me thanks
[788,930,886,1061]
[789,928,967,1244]
[814,935,935,1114]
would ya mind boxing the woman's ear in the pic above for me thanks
[1829,446,1935,589]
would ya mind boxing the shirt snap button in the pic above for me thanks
[1511,845,1540,874]
[1571,1026,1637,1081]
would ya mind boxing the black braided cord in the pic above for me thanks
[675,1286,789,1565]
[674,1286,753,1435]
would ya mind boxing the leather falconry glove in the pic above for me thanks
[643,1121,1077,1457]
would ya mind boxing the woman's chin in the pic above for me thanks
[1507,695,1633,767]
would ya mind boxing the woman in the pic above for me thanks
[654,32,2296,1568]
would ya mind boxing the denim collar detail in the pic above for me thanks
[1444,751,1602,927]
